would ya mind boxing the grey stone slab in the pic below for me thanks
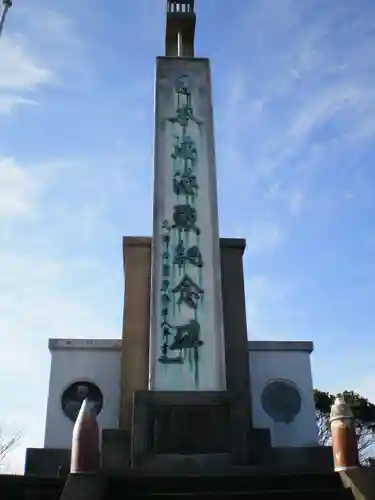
[102,429,131,472]
[268,446,334,470]
[25,448,70,478]
[60,473,104,500]
[131,390,248,470]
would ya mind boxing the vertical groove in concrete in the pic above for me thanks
[119,237,151,431]
[220,238,252,463]
[220,239,251,402]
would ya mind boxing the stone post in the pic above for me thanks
[70,399,101,474]
[330,394,359,471]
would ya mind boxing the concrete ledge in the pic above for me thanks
[48,336,318,355]
[248,341,314,353]
[123,236,151,248]
[339,467,375,500]
[48,338,121,351]
[25,447,70,477]
[137,453,232,475]
[220,238,246,252]
[267,446,333,471]
[157,55,209,63]
[122,236,247,251]
[49,339,314,354]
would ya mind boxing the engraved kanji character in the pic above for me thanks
[172,274,204,309]
[172,135,197,165]
[162,233,170,247]
[163,264,171,277]
[161,293,170,307]
[160,279,169,292]
[169,104,202,128]
[169,319,204,350]
[173,241,203,269]
[172,204,200,235]
[173,168,198,196]
[175,74,190,96]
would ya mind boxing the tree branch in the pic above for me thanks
[0,429,23,464]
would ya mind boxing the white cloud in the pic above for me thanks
[0,35,53,113]
[0,95,37,114]
[246,223,285,254]
[0,157,42,218]
[216,0,375,221]
[0,4,89,114]
[0,36,53,91]
[19,7,88,76]
[246,275,290,339]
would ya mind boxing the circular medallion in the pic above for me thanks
[261,379,302,424]
[61,381,103,422]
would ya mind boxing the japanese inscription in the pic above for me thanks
[173,241,203,269]
[173,204,200,234]
[172,275,204,309]
[158,74,206,386]
[173,168,198,196]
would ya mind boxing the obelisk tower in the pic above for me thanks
[149,0,226,391]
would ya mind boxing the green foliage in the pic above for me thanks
[314,389,375,463]
[314,389,334,414]
[314,390,375,430]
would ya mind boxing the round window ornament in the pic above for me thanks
[261,379,302,424]
[61,381,103,422]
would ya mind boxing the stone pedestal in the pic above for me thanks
[131,390,257,471]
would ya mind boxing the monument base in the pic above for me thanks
[130,390,334,474]
[24,392,333,477]
[131,390,267,470]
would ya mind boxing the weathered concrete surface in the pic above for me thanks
[60,473,104,500]
[340,468,375,500]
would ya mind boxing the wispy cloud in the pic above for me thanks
[217,0,375,218]
[0,36,53,91]
[0,36,53,113]
[246,224,285,254]
[0,157,44,218]
[0,3,92,114]
[245,275,292,340]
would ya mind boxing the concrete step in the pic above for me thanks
[0,471,354,500]
[0,474,64,500]
[117,491,352,499]
[105,471,346,495]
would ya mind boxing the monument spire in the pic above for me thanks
[165,0,196,57]
[149,0,226,391]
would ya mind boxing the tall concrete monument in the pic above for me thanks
[25,0,330,478]
[149,0,226,391]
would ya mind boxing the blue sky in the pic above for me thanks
[1,0,375,472]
